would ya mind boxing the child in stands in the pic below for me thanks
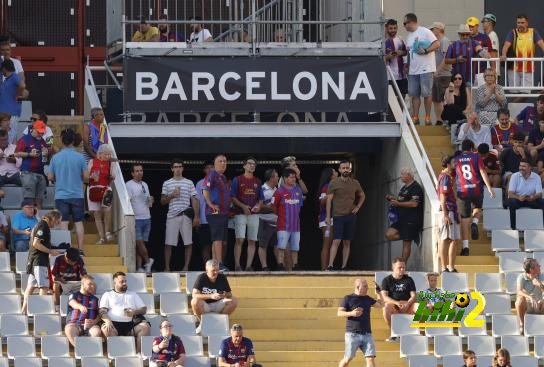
[462,350,477,367]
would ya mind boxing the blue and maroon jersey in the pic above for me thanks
[52,256,87,281]
[230,175,263,214]
[151,335,185,362]
[437,172,458,214]
[66,291,99,325]
[454,152,485,198]
[203,169,231,215]
[318,183,329,223]
[218,337,255,364]
[471,32,494,72]
[15,134,49,173]
[273,185,303,232]
[491,123,519,148]
[446,40,480,83]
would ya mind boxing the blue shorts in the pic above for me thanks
[408,72,433,97]
[344,332,376,358]
[55,198,85,222]
[277,231,300,251]
[14,239,29,252]
[135,218,151,241]
[333,214,357,241]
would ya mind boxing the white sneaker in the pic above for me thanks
[55,305,60,313]
[106,232,114,242]
[195,323,202,335]
[137,268,145,273]
[144,258,154,273]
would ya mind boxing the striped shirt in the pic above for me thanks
[52,256,87,281]
[161,177,197,219]
[273,185,304,232]
[203,170,231,215]
[446,40,480,83]
[230,174,262,214]
[67,291,99,325]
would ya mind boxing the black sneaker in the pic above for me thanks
[460,248,470,256]
[450,268,458,272]
[441,268,450,273]
[292,264,301,271]
[262,267,270,272]
[245,266,254,272]
[386,336,398,342]
[276,263,285,271]
[326,265,334,271]
[471,222,479,240]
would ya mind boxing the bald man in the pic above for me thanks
[337,279,384,367]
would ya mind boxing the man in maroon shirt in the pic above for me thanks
[478,143,501,188]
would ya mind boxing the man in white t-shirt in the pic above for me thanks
[161,159,200,272]
[0,36,23,80]
[189,16,213,43]
[125,164,154,273]
[99,272,150,352]
[403,13,440,126]
[482,14,500,77]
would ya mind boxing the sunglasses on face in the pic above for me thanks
[173,165,183,168]
[454,77,463,80]
[30,117,38,121]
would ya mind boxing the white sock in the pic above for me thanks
[472,217,479,224]
[463,240,469,249]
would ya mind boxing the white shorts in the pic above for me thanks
[507,70,533,94]
[234,214,259,241]
[439,212,461,241]
[28,266,49,288]
[203,298,228,313]
[165,215,193,246]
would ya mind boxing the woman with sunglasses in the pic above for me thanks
[474,67,507,126]
[150,319,186,367]
[441,73,471,127]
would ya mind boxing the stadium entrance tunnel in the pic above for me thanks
[114,136,408,271]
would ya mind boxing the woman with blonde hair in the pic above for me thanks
[492,348,512,367]
[87,144,116,244]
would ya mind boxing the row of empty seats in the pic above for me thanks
[0,355,210,367]
[407,354,538,367]
[491,229,544,252]
[1,185,56,210]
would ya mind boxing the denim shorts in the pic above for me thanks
[344,332,376,358]
[135,218,151,241]
[14,239,29,252]
[408,72,433,97]
[276,231,300,251]
[55,198,85,222]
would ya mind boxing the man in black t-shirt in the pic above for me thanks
[381,257,417,342]
[500,131,530,189]
[191,259,238,334]
[385,168,424,263]
[337,279,384,367]
[21,209,62,314]
[528,119,544,160]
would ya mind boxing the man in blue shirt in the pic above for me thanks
[0,59,24,118]
[218,324,261,367]
[11,198,38,251]
[48,129,88,252]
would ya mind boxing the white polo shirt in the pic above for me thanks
[99,290,145,323]
[508,171,543,197]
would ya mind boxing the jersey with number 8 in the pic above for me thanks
[454,152,485,199]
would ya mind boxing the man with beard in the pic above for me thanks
[384,19,408,97]
[189,16,212,43]
[99,272,150,352]
[132,18,159,42]
[158,14,185,42]
[326,161,365,270]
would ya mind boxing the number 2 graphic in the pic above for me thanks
[463,292,486,327]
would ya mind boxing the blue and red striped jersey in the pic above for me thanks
[15,134,48,173]
[203,169,231,215]
[230,175,262,214]
[446,40,480,83]
[454,152,485,198]
[437,172,458,214]
[52,255,87,281]
[66,291,99,325]
[218,337,255,364]
[273,185,304,232]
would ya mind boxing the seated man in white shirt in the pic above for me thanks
[457,111,492,149]
[507,159,544,229]
[189,16,213,43]
[99,272,150,352]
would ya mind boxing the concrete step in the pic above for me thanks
[416,125,450,136]
[82,244,119,257]
[257,350,401,363]
[237,298,344,308]
[420,135,452,147]
[227,275,373,287]
[455,255,498,265]
[425,146,455,156]
[83,257,123,265]
[253,340,400,351]
[456,264,499,273]
[232,287,353,298]
[87,265,127,273]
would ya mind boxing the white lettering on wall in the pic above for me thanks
[192,72,215,100]
[136,72,159,100]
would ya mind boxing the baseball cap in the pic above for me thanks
[457,24,471,34]
[466,17,479,26]
[482,13,497,23]
[21,198,36,207]
[429,22,445,31]
[32,120,46,134]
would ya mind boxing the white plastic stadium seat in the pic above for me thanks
[7,336,36,358]
[400,335,428,358]
[27,295,55,316]
[491,230,520,251]
[146,314,161,335]
[532,252,544,266]
[50,229,71,247]
[81,358,109,367]
[501,335,529,356]
[474,273,502,293]
[0,358,7,367]
[483,188,503,209]
[20,274,28,295]
[184,356,211,367]
[180,336,204,356]
[0,294,21,314]
[140,335,155,360]
[467,335,495,357]
[492,314,520,337]
[534,335,544,358]
[160,292,189,315]
[441,356,464,367]
[1,314,29,336]
[14,358,41,367]
[137,293,156,314]
[2,186,24,209]
[74,337,103,359]
[516,209,544,230]
[424,326,453,337]
[0,272,17,293]
[59,294,69,317]
[207,335,229,358]
[483,209,510,230]
[441,272,469,293]
[458,316,487,337]
[107,336,136,358]
[524,315,544,337]
[483,293,511,315]
[169,314,197,336]
[408,355,437,367]
[200,314,229,337]
[88,273,113,294]
[41,336,70,358]
[391,314,420,338]
[15,252,28,274]
[126,273,148,293]
[498,252,527,273]
[407,272,427,292]
[47,358,75,367]
[525,230,544,251]
[34,314,62,336]
[152,273,181,293]
[505,272,522,294]
[0,252,11,271]
[186,272,201,294]
[114,357,142,367]
[433,335,462,358]
[510,356,538,367]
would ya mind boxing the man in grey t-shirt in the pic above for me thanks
[516,258,544,333]
[430,22,452,125]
